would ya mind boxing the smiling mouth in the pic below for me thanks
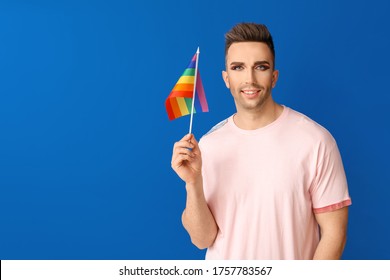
[241,89,260,96]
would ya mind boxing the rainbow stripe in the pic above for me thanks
[165,53,208,120]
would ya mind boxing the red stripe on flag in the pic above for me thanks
[168,90,193,98]
[169,98,182,120]
[165,99,175,120]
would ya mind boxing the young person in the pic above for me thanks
[171,23,351,259]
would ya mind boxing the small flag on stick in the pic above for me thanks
[165,48,208,133]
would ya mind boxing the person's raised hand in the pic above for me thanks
[171,134,202,185]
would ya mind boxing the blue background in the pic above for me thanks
[1,0,389,259]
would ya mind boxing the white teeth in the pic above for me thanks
[243,90,256,95]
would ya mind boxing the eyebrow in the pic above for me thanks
[229,60,271,66]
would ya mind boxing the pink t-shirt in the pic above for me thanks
[199,106,351,259]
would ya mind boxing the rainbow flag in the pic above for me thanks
[165,51,208,120]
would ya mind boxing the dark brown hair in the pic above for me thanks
[225,23,275,65]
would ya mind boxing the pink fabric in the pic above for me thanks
[313,199,352,214]
[199,106,351,260]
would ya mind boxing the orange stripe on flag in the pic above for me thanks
[169,98,181,119]
[173,83,194,92]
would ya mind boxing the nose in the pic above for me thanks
[244,69,256,85]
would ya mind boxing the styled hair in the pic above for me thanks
[225,23,275,65]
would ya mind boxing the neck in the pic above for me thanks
[233,101,283,130]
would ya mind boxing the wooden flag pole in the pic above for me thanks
[188,47,200,135]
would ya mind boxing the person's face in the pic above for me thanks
[222,42,279,113]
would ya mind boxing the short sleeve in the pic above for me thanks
[310,142,352,214]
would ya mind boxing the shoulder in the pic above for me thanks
[199,116,231,145]
[285,107,336,146]
[204,119,229,136]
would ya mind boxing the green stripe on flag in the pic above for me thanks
[185,98,196,113]
[182,68,195,76]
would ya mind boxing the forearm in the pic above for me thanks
[312,231,346,259]
[182,178,218,249]
[313,207,349,260]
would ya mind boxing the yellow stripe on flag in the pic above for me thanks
[176,97,190,116]
[177,76,194,84]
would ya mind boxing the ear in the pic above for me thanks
[222,70,230,89]
[272,70,279,88]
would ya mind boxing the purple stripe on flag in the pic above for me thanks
[195,71,208,112]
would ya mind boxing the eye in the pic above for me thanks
[256,64,270,71]
[231,65,243,71]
